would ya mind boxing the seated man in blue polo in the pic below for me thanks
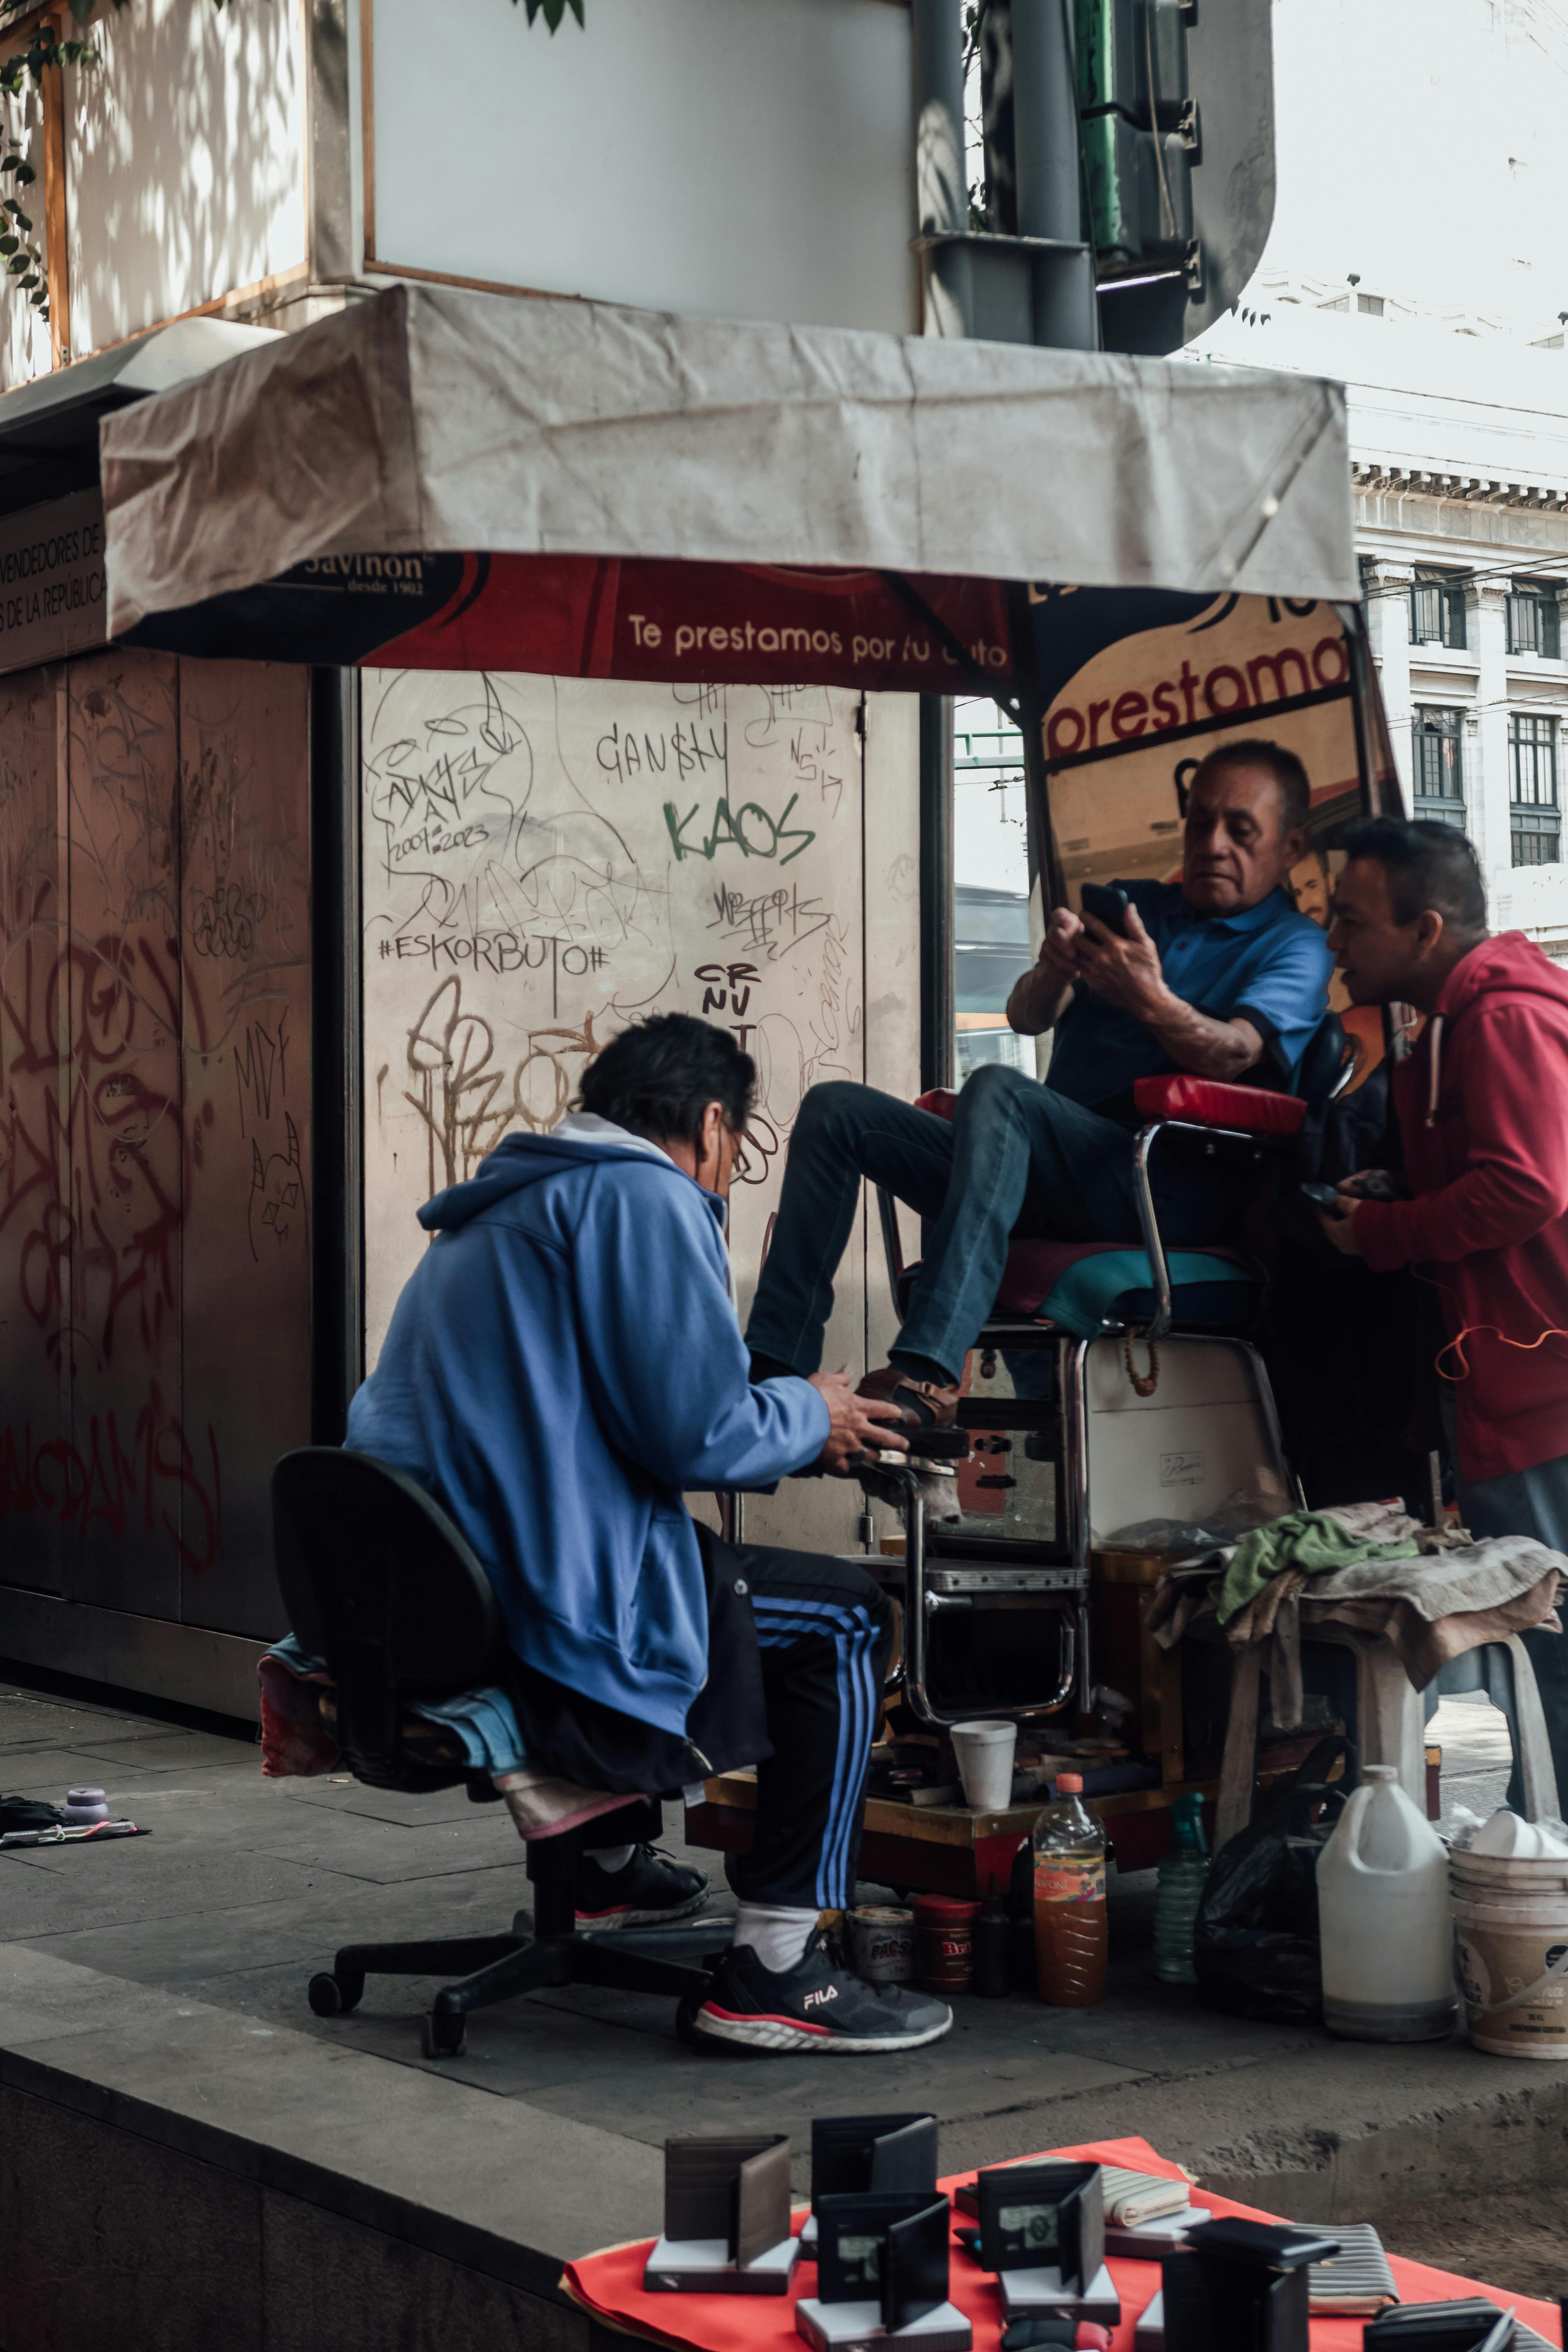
[746,738,1333,1448]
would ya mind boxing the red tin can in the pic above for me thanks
[913,1893,980,1993]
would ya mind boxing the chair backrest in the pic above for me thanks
[271,1448,506,1779]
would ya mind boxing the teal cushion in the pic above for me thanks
[1041,1249,1255,1340]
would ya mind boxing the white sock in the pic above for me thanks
[732,1901,817,1975]
[584,1842,635,1873]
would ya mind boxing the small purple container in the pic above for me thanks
[64,1786,109,1825]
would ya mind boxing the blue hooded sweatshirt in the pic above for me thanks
[343,1114,829,1737]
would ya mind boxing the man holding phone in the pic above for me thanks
[745,740,1333,1450]
[1317,817,1568,1811]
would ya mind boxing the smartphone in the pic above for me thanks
[1079,882,1130,936]
[1299,1182,1345,1212]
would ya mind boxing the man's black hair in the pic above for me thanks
[1197,738,1312,835]
[576,1013,756,1145]
[1340,815,1488,936]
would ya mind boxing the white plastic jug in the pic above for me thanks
[1316,1765,1457,2041]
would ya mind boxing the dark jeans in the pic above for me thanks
[745,1064,1250,1382]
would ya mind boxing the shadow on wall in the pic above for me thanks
[65,0,305,356]
[0,80,49,388]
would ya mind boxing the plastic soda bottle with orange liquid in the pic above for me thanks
[1031,1771,1108,2005]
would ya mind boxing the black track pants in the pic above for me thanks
[706,1537,893,1912]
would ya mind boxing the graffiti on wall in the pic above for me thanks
[361,670,867,1364]
[0,657,311,1604]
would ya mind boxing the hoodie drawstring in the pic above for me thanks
[1425,1014,1444,1128]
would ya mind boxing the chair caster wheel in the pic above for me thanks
[510,1909,533,1939]
[422,2011,467,2058]
[308,1971,361,2018]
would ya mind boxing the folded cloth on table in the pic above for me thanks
[1214,1500,1423,1625]
[1148,1533,1565,1708]
[1299,1581,1562,1689]
[258,1632,530,1780]
[1310,1532,1564,1620]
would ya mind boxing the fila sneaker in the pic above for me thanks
[693,1930,953,2054]
[573,1845,709,1929]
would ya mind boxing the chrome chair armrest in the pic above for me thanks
[1130,1116,1289,1344]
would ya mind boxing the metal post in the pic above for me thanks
[310,666,363,1442]
[1011,0,1098,347]
[920,694,956,1092]
[912,0,972,337]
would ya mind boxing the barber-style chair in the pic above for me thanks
[871,1016,1351,1732]
[272,1449,722,2058]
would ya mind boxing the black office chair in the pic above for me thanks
[272,1447,725,2057]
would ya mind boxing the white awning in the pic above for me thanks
[98,282,1356,638]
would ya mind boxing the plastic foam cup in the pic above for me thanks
[951,1718,1017,1811]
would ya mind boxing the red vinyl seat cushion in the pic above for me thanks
[919,1079,1304,1137]
[1131,1074,1306,1136]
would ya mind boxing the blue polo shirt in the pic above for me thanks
[1046,879,1333,1115]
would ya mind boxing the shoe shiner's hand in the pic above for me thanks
[809,1369,911,1475]
[1318,1190,1363,1256]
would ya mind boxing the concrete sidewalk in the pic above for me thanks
[2,1670,1564,2348]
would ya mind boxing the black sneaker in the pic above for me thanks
[693,1930,953,2053]
[573,1844,710,1929]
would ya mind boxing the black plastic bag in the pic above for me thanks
[1192,1738,1351,2024]
[0,1794,65,1835]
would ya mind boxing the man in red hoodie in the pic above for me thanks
[1320,816,1568,1802]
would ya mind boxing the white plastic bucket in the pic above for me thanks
[1452,1858,1568,2059]
[1317,1766,1456,2041]
[950,1718,1017,1811]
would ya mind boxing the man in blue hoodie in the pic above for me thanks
[346,1013,951,2055]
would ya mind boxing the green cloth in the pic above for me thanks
[1213,1510,1420,1626]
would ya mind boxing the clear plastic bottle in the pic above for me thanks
[1152,1790,1210,1984]
[1031,1772,1108,2005]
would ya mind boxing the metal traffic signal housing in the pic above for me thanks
[964,0,1274,356]
[1079,0,1276,353]
[1077,0,1197,276]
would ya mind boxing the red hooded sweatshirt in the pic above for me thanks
[1356,930,1568,1483]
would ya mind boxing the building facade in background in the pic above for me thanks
[1200,0,1568,954]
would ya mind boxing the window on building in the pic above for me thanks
[1510,713,1561,864]
[953,701,1032,1077]
[1357,291,1384,316]
[1408,570,1466,650]
[1412,708,1465,829]
[1506,584,1563,658]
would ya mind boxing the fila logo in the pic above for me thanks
[802,1987,839,2010]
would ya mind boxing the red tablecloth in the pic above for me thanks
[561,2135,1560,2351]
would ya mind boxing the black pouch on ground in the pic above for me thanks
[1192,1739,1351,2024]
[0,1795,66,1834]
